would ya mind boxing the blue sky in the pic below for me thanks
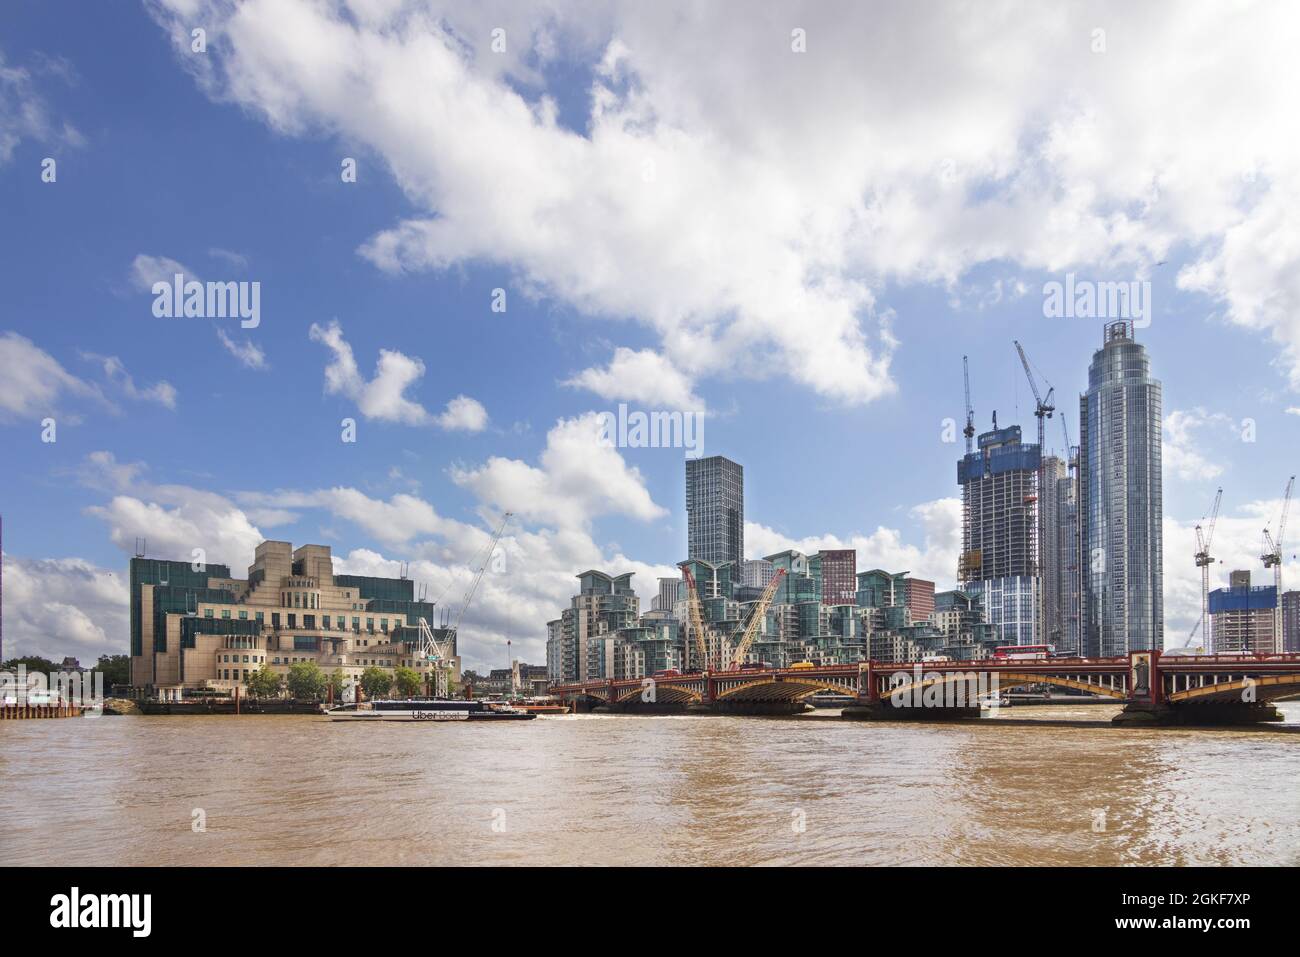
[2,1,1298,668]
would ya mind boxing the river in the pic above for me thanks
[3,703,1298,866]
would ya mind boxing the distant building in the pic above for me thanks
[811,550,857,605]
[1282,591,1300,654]
[740,558,775,589]
[546,570,640,682]
[686,455,744,566]
[1209,570,1276,655]
[958,421,1041,645]
[1079,321,1164,656]
[653,577,679,613]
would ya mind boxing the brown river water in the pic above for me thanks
[3,703,1298,866]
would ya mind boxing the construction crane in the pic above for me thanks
[962,355,975,455]
[726,569,786,670]
[1262,476,1295,653]
[1013,341,1055,644]
[681,566,712,672]
[419,511,513,696]
[1180,613,1205,651]
[1194,488,1223,654]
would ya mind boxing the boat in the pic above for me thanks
[505,696,570,715]
[806,692,856,709]
[325,699,536,722]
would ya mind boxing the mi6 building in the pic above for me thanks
[129,541,456,696]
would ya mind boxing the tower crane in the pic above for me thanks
[1194,488,1222,653]
[962,355,975,455]
[1262,476,1294,653]
[726,569,786,670]
[681,566,712,672]
[1013,341,1055,644]
[418,511,513,696]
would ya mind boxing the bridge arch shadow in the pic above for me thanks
[714,675,858,703]
[884,671,1128,701]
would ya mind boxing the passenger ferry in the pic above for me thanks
[325,699,536,722]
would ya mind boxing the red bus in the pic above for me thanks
[993,644,1054,660]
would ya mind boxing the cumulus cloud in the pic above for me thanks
[80,451,265,570]
[746,497,963,589]
[451,412,668,529]
[146,0,1300,400]
[1162,408,1237,482]
[0,331,100,422]
[308,320,487,429]
[436,395,488,432]
[564,347,703,409]
[2,555,129,660]
[1163,495,1298,646]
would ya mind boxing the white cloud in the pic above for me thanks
[564,347,703,409]
[1163,495,1299,647]
[308,320,486,429]
[0,49,83,164]
[146,1,1300,398]
[81,353,178,409]
[0,331,100,422]
[129,253,195,292]
[2,555,129,661]
[216,327,269,370]
[80,452,265,570]
[746,497,963,589]
[1162,408,1235,482]
[436,394,488,432]
[451,412,667,529]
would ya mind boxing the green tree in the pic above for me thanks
[2,655,58,674]
[246,667,283,698]
[286,661,326,700]
[95,654,131,686]
[393,665,421,698]
[360,666,392,700]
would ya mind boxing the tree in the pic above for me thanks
[393,666,421,698]
[286,661,326,700]
[95,654,131,687]
[359,666,392,700]
[2,655,58,675]
[246,667,283,698]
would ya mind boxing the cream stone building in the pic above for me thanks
[129,541,458,696]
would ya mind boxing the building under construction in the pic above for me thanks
[958,422,1041,645]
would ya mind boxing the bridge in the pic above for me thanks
[550,651,1300,725]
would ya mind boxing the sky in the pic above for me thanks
[1,0,1298,670]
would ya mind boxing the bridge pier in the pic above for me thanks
[1113,701,1285,726]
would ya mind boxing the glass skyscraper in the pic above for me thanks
[686,455,744,566]
[1079,321,1164,656]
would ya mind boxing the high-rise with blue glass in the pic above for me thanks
[1078,321,1164,656]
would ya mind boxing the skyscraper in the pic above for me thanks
[1079,321,1164,656]
[958,421,1041,645]
[1039,454,1081,654]
[686,455,744,566]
